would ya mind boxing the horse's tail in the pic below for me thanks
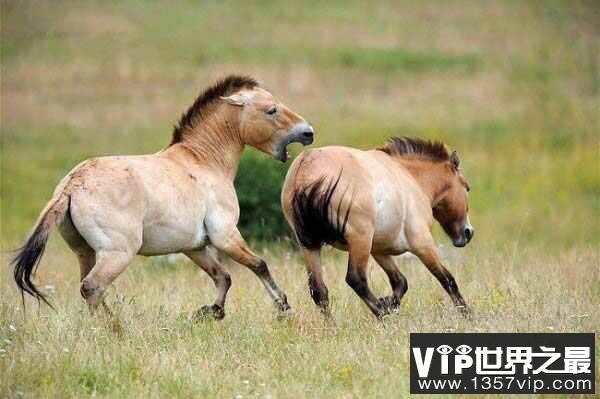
[291,170,351,250]
[11,192,70,308]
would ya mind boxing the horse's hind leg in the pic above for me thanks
[80,250,134,309]
[373,255,408,312]
[59,215,112,314]
[185,247,231,320]
[302,248,331,318]
[345,237,386,318]
[77,250,96,281]
[75,250,113,315]
[413,245,469,316]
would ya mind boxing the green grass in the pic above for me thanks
[1,244,598,398]
[1,0,599,397]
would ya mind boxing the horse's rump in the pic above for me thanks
[290,171,351,250]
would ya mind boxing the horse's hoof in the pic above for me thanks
[377,296,400,313]
[457,305,473,320]
[320,308,334,320]
[192,304,225,321]
[275,298,291,313]
[275,307,294,321]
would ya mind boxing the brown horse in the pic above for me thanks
[13,75,314,319]
[281,137,473,319]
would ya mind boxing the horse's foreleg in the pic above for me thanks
[373,255,408,312]
[302,248,331,318]
[212,228,291,313]
[346,239,385,319]
[413,246,470,316]
[185,248,231,320]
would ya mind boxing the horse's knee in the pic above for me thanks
[80,277,104,305]
[308,276,328,306]
[397,274,409,296]
[219,272,232,290]
[243,258,270,277]
[345,269,368,297]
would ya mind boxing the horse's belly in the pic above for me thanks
[372,203,410,254]
[371,227,410,255]
[139,220,208,256]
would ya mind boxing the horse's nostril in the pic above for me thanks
[464,227,474,241]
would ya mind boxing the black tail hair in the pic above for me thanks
[291,171,351,250]
[11,221,54,308]
[10,192,71,310]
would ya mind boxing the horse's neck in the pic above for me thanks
[397,159,448,205]
[173,120,244,181]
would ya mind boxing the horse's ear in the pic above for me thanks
[450,150,460,170]
[220,93,249,106]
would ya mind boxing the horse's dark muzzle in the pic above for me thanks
[453,226,474,247]
[299,130,314,144]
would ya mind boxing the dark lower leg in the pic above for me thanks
[213,228,290,313]
[433,270,468,309]
[373,255,408,311]
[302,248,330,316]
[345,265,385,317]
[186,249,232,320]
[308,274,329,313]
[414,246,469,315]
[345,236,385,318]
[249,260,290,312]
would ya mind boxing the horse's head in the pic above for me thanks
[433,151,474,247]
[221,86,314,162]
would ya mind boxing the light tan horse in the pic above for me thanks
[13,75,314,319]
[281,137,473,319]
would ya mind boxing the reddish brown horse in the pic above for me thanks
[281,137,473,319]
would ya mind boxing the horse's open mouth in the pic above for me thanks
[278,147,291,163]
[277,138,312,162]
[275,124,314,162]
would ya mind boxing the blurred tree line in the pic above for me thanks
[235,151,292,241]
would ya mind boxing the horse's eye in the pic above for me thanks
[266,106,277,116]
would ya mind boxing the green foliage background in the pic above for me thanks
[235,152,291,241]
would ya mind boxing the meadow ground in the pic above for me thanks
[1,1,599,398]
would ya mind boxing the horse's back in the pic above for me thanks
[58,154,210,255]
[284,146,395,195]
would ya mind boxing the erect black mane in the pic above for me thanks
[170,75,259,145]
[378,136,450,162]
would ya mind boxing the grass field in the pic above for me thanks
[1,1,599,397]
